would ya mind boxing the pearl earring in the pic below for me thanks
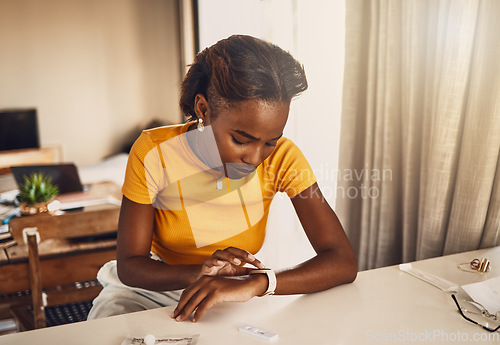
[197,118,205,132]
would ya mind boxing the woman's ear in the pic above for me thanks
[194,94,209,122]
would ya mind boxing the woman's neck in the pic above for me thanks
[186,123,226,178]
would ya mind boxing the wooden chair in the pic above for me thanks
[4,204,119,330]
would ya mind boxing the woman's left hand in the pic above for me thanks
[171,274,267,323]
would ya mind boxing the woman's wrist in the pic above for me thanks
[247,273,269,297]
[195,264,209,282]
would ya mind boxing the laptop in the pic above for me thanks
[10,164,84,194]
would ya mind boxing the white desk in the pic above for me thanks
[1,247,499,344]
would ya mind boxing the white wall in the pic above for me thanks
[0,0,183,166]
[197,0,345,268]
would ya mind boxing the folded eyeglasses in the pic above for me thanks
[451,294,500,333]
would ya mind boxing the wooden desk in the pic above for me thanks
[0,249,7,265]
[1,192,120,296]
[0,247,498,344]
[0,184,121,329]
[0,236,117,296]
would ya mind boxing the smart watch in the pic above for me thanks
[249,268,277,296]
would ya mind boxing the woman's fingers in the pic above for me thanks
[212,248,242,265]
[171,276,221,322]
[172,276,260,322]
[213,247,266,269]
[201,257,226,276]
[191,295,217,323]
[201,248,266,278]
[172,278,206,320]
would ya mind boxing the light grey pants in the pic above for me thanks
[87,260,182,320]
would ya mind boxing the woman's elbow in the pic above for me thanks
[116,258,135,287]
[345,261,358,284]
[337,249,358,285]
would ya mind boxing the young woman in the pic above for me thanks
[87,35,357,323]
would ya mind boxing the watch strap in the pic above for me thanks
[249,268,276,296]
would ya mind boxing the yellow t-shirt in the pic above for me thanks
[122,122,316,265]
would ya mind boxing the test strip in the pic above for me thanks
[239,325,279,342]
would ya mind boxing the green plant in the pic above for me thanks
[18,172,59,205]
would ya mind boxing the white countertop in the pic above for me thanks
[1,246,499,345]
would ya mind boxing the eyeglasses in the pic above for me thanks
[451,294,500,332]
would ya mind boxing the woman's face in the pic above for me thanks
[196,95,290,179]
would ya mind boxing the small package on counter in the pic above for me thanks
[121,334,199,345]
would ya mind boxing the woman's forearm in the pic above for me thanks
[274,249,357,295]
[117,256,203,291]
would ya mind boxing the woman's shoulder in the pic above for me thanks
[268,136,303,160]
[128,122,192,160]
[263,136,313,173]
[260,136,316,196]
[141,122,192,146]
[261,136,310,172]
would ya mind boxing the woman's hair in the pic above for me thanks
[180,35,308,121]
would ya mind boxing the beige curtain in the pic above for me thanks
[337,0,500,270]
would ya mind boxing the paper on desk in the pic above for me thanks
[462,277,500,314]
[58,195,121,210]
[0,189,19,203]
[399,263,459,292]
[55,186,121,210]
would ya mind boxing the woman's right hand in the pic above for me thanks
[200,247,265,277]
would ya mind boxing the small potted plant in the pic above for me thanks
[18,172,60,215]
